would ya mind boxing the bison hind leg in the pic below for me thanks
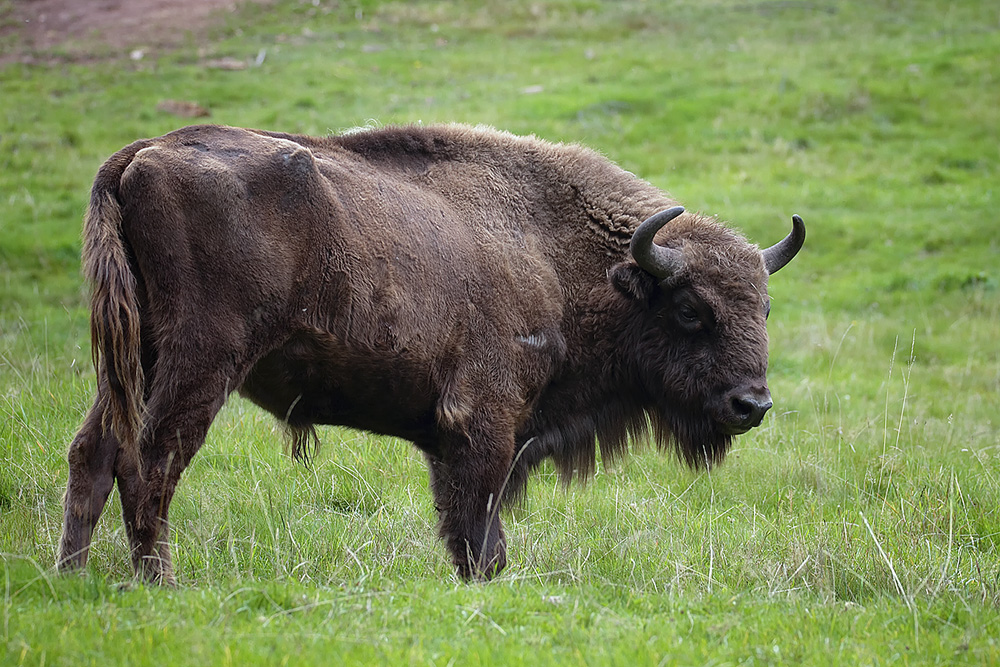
[58,398,120,572]
[116,339,256,584]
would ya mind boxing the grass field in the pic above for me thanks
[2,0,999,664]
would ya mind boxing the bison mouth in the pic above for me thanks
[718,422,752,436]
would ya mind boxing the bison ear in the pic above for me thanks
[610,263,657,302]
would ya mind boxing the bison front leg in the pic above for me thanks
[427,426,513,581]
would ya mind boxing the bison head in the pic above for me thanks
[609,206,805,467]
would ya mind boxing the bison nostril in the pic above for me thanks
[731,394,773,427]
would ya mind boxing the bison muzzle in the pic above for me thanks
[57,124,805,582]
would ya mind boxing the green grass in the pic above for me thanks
[2,0,999,664]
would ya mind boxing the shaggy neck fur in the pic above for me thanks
[503,278,734,505]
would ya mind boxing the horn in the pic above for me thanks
[762,214,806,274]
[630,206,686,279]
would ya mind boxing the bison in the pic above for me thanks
[57,123,804,583]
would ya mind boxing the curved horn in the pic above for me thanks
[630,206,686,279]
[762,214,806,275]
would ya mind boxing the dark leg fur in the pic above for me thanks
[116,448,180,585]
[427,424,513,581]
[57,401,119,571]
[115,365,234,584]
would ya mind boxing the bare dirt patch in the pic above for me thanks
[2,0,271,63]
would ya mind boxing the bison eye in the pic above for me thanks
[677,304,703,332]
[668,288,712,334]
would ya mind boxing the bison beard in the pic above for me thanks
[57,123,804,583]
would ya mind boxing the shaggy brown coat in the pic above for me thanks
[58,124,803,582]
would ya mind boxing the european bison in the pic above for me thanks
[58,124,804,582]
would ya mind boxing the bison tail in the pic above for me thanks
[83,184,146,466]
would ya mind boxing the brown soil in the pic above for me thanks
[2,0,270,63]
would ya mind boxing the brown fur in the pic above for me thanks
[58,123,801,582]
